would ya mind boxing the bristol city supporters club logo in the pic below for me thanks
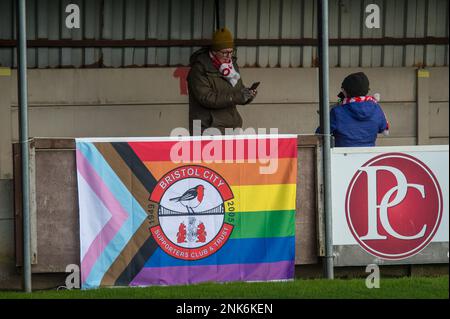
[148,165,235,260]
[345,153,443,260]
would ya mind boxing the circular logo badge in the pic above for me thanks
[345,153,443,260]
[148,165,235,260]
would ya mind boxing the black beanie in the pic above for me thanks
[341,72,370,97]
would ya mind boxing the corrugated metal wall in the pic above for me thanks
[0,0,448,68]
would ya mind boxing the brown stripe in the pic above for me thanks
[93,143,152,286]
[95,143,151,211]
[100,219,151,286]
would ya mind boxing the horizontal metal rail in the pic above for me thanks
[0,37,448,48]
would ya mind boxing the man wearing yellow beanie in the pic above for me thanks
[187,27,257,135]
[211,27,234,52]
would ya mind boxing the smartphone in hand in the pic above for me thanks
[249,82,260,90]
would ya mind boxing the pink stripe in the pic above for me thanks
[76,150,128,284]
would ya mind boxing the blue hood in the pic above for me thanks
[316,99,388,147]
[344,101,378,120]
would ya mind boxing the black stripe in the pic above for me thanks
[109,142,160,286]
[114,234,159,286]
[110,142,158,192]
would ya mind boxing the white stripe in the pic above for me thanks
[75,134,298,143]
[77,173,112,261]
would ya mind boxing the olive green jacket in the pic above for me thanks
[187,48,247,134]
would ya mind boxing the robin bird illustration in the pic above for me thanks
[170,185,205,213]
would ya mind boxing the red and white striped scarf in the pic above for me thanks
[340,95,378,105]
[209,51,241,87]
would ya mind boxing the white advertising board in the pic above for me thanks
[331,145,449,265]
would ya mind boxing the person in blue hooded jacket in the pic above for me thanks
[316,72,389,147]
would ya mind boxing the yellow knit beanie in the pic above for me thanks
[212,28,234,51]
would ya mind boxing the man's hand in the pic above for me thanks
[242,88,257,104]
[233,88,258,105]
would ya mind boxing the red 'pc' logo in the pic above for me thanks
[345,153,443,260]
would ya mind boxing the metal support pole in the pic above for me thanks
[214,0,225,29]
[318,0,334,279]
[16,0,32,292]
[214,0,220,29]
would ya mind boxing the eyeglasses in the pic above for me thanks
[217,49,234,57]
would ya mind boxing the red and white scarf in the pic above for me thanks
[340,95,378,105]
[209,51,241,87]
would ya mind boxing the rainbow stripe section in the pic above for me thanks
[76,136,297,288]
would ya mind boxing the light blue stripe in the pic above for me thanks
[77,142,147,289]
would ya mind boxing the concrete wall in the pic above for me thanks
[0,67,448,288]
[4,67,448,144]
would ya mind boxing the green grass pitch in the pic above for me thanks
[0,276,448,299]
